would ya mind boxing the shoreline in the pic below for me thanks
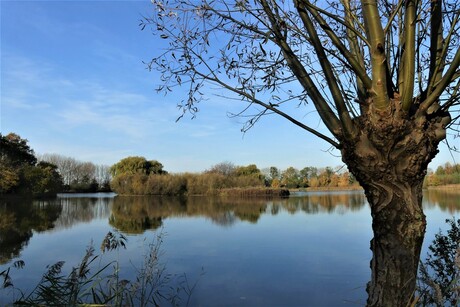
[3,184,458,199]
[291,183,460,193]
[297,186,363,192]
[425,184,460,190]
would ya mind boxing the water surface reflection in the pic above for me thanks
[1,190,456,264]
[0,190,458,306]
[109,192,367,233]
[0,198,61,264]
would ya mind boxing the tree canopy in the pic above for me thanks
[142,1,460,305]
[110,156,166,177]
[0,133,37,167]
[143,0,459,147]
[0,133,63,196]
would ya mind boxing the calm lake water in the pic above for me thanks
[0,190,459,306]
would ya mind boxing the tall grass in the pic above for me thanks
[218,187,289,197]
[1,230,199,306]
[110,172,266,196]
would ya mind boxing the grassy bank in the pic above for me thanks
[218,187,290,197]
[295,184,460,193]
[299,186,363,192]
[425,184,460,190]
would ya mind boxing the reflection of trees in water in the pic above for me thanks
[178,196,268,225]
[0,192,370,261]
[209,211,237,227]
[109,192,367,234]
[52,197,113,229]
[0,196,115,264]
[422,190,460,214]
[207,197,267,224]
[109,196,185,234]
[301,192,367,213]
[0,198,61,264]
[109,196,267,232]
[268,192,367,215]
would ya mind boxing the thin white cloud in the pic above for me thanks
[2,55,77,100]
[1,54,174,139]
[58,102,152,139]
[92,40,139,63]
[187,124,219,138]
[2,97,51,110]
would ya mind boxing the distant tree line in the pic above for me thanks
[425,163,460,187]
[0,133,112,197]
[110,158,460,196]
[39,154,111,193]
[109,159,362,195]
[110,159,265,195]
[2,132,456,198]
[262,165,359,189]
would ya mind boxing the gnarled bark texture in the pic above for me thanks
[341,100,451,306]
[364,187,425,306]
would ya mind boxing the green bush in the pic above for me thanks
[418,218,460,306]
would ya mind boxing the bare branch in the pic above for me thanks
[421,47,460,113]
[259,0,343,138]
[208,70,341,147]
[295,0,356,137]
[305,1,372,90]
[400,0,417,111]
[143,0,460,150]
[361,0,390,109]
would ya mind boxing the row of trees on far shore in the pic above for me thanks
[39,154,111,192]
[2,133,458,198]
[109,158,460,196]
[425,163,460,187]
[109,159,362,196]
[110,159,266,196]
[0,133,111,197]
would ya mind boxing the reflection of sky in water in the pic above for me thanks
[157,204,373,306]
[0,191,458,306]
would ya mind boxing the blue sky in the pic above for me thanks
[1,0,457,173]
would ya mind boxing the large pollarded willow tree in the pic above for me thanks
[143,0,460,305]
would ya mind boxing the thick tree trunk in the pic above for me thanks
[365,181,426,306]
[340,102,450,306]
